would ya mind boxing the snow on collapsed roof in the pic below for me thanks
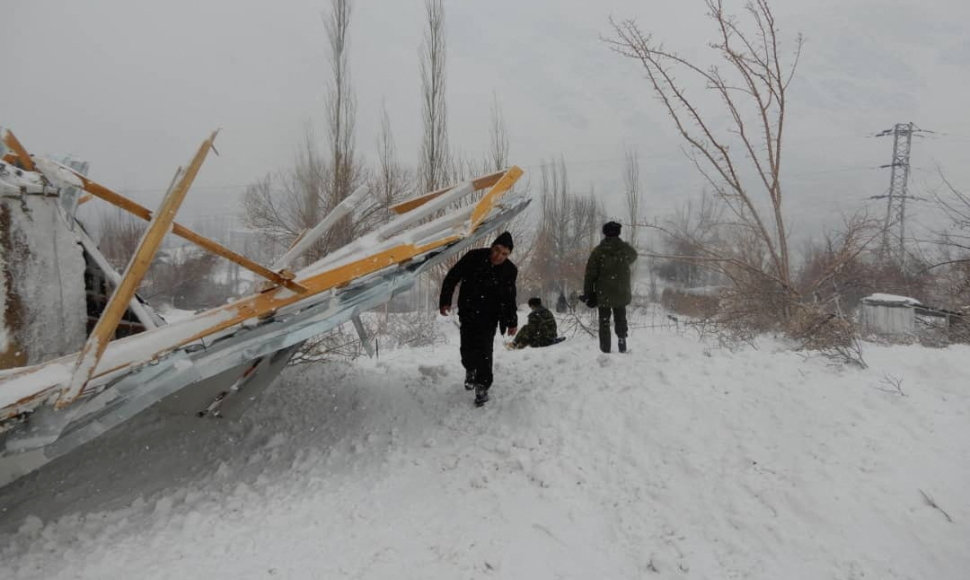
[0,307,238,411]
[0,160,48,195]
[862,293,922,306]
[32,157,84,189]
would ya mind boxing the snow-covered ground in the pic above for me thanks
[1,309,968,579]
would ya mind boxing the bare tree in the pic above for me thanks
[794,213,883,306]
[484,94,536,264]
[94,207,237,307]
[927,176,970,267]
[916,175,970,310]
[96,207,146,271]
[243,0,384,267]
[370,101,411,223]
[608,0,803,320]
[529,157,602,299]
[419,0,449,193]
[624,147,641,249]
[487,94,510,172]
[324,0,362,246]
[149,246,231,309]
[653,191,724,288]
[243,132,331,265]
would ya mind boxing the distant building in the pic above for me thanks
[860,293,919,336]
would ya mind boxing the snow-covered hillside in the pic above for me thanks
[1,309,968,579]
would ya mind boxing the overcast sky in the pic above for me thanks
[4,0,970,242]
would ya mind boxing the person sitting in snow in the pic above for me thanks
[509,297,558,349]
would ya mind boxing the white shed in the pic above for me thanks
[860,293,921,336]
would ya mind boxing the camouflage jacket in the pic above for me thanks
[525,306,558,345]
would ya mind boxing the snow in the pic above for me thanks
[32,157,85,189]
[0,240,7,355]
[157,304,201,324]
[0,362,71,409]
[680,285,725,296]
[0,161,48,195]
[864,293,922,306]
[0,306,237,411]
[95,308,238,372]
[0,196,87,365]
[1,309,968,579]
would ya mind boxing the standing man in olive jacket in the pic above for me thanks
[439,231,518,406]
[583,221,638,353]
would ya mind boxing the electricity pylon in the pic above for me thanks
[874,122,927,264]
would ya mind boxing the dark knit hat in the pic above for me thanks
[603,221,622,237]
[527,297,542,308]
[493,231,514,251]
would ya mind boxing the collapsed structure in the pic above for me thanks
[0,128,527,486]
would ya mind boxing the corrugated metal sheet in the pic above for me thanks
[860,302,915,335]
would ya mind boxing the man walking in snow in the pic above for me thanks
[582,221,638,353]
[509,297,558,349]
[439,231,518,406]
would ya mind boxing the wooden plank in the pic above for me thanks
[390,169,507,215]
[469,166,523,229]
[1,130,36,171]
[117,166,525,355]
[79,167,526,378]
[7,131,298,293]
[174,235,464,347]
[75,225,159,330]
[379,181,474,241]
[37,158,307,295]
[57,131,219,408]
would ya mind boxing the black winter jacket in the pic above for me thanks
[439,248,518,329]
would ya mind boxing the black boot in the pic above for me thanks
[464,370,476,391]
[474,385,490,407]
[599,332,611,353]
[618,338,627,353]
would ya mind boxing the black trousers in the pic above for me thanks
[598,306,628,353]
[459,316,498,388]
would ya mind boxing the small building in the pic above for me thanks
[859,293,920,336]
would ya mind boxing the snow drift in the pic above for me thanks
[1,309,967,579]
